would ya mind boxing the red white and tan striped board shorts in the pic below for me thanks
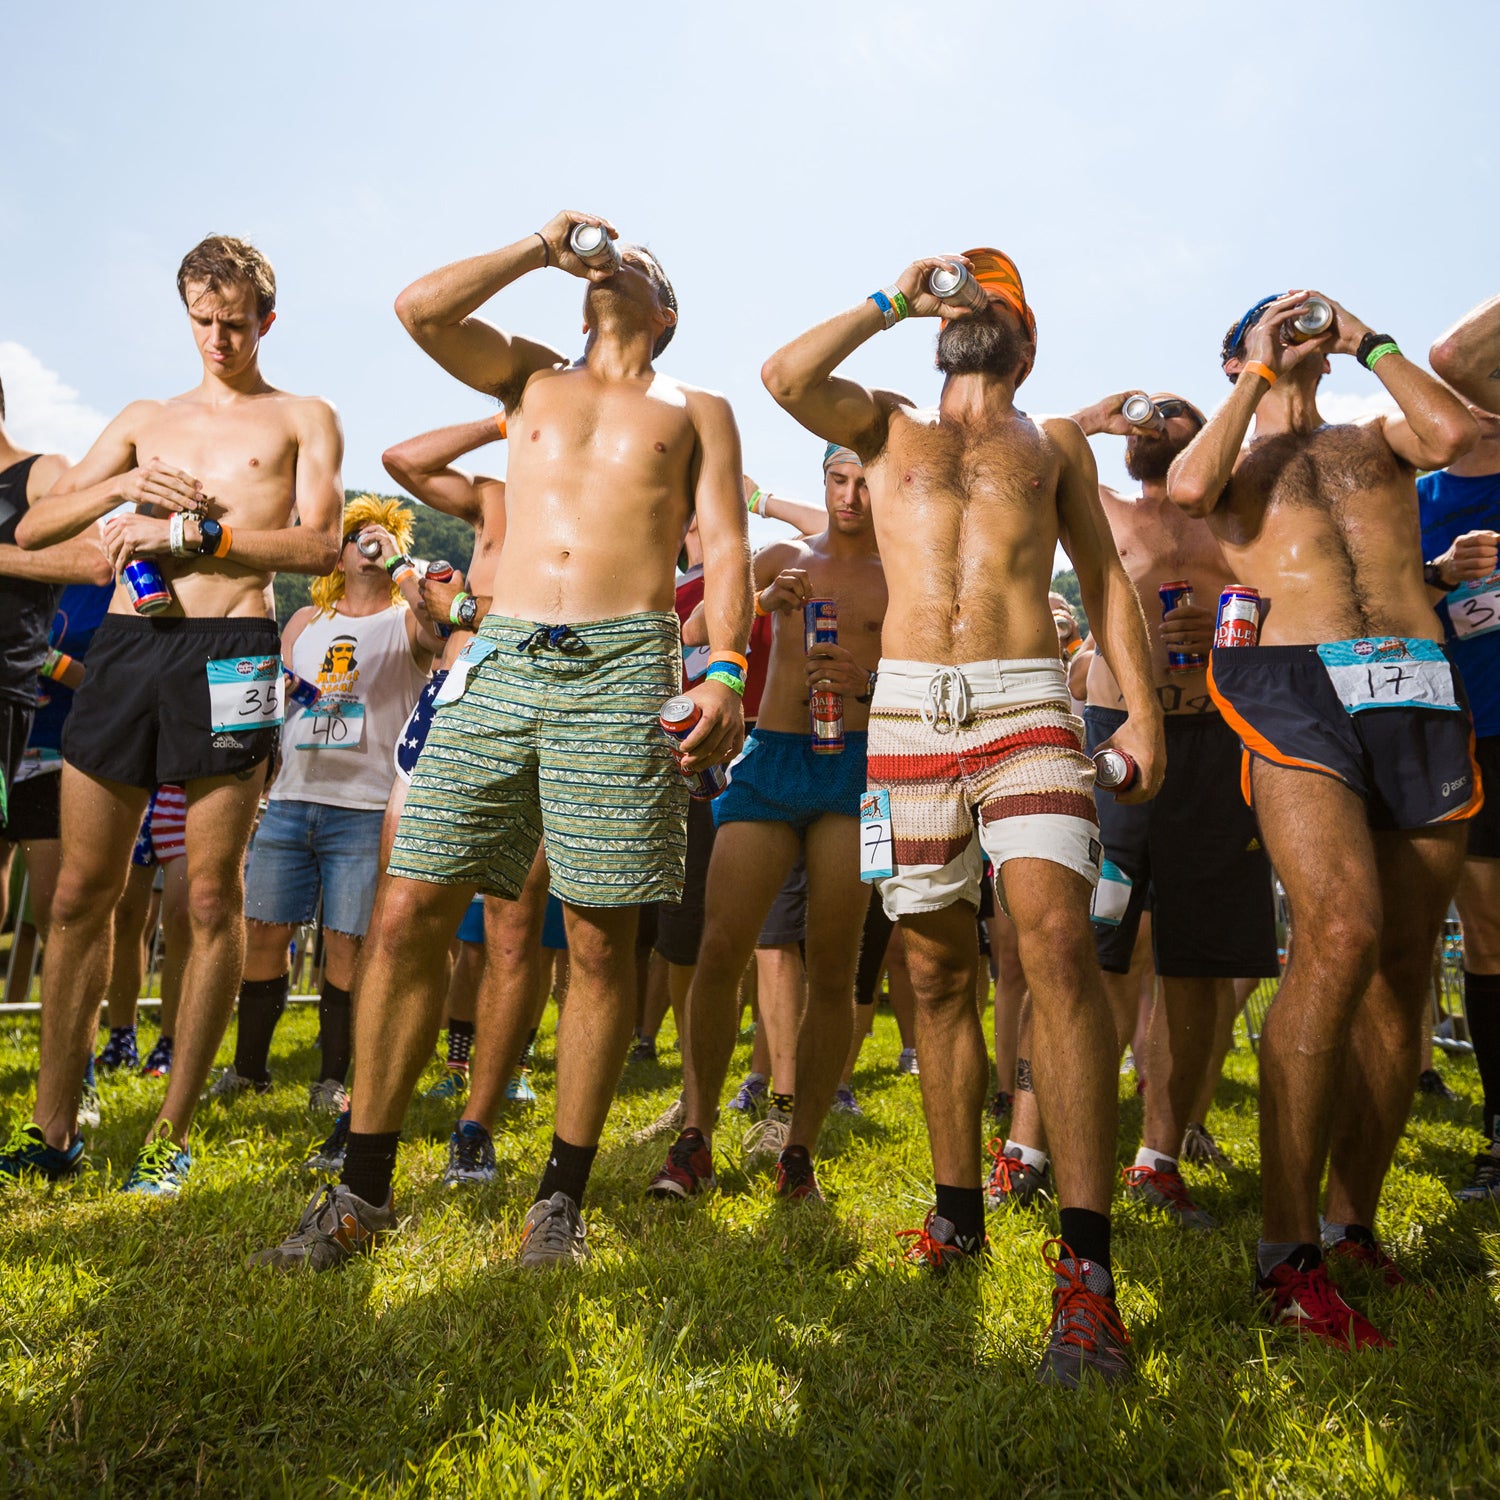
[865,658,1102,918]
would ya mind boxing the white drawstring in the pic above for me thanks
[920,666,971,733]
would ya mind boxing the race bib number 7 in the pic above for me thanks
[1316,637,1459,715]
[859,789,895,883]
[205,655,283,733]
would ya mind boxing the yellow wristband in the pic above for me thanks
[1242,360,1277,387]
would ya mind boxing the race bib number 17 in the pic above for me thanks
[1316,637,1459,715]
[206,655,284,733]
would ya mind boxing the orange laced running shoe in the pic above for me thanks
[1037,1238,1133,1388]
[897,1210,987,1273]
[1258,1259,1392,1349]
[1121,1159,1215,1229]
[984,1139,1048,1211]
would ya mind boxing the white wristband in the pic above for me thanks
[169,511,187,557]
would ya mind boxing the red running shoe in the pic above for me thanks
[1036,1239,1133,1388]
[774,1145,823,1203]
[897,1210,987,1273]
[1258,1259,1392,1349]
[646,1128,716,1199]
[1327,1234,1408,1290]
[1122,1159,1216,1230]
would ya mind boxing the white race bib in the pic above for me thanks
[1316,638,1459,715]
[433,637,498,706]
[205,655,283,733]
[293,702,366,750]
[859,789,895,883]
[1090,859,1133,928]
[1445,576,1500,641]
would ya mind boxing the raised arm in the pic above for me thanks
[382,415,507,528]
[745,475,825,536]
[393,210,611,403]
[761,255,967,457]
[1431,293,1500,413]
[1052,419,1163,802]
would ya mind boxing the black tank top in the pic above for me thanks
[0,456,64,708]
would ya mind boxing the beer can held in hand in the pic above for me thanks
[123,558,172,616]
[1214,585,1261,649]
[569,222,621,272]
[804,599,838,654]
[1284,297,1334,345]
[283,669,322,709]
[1158,580,1206,672]
[1122,394,1157,427]
[660,695,728,800]
[356,533,383,559]
[425,560,455,638]
[927,261,988,313]
[1093,748,1139,793]
[804,600,844,755]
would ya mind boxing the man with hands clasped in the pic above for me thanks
[764,247,1163,1388]
[1169,288,1478,1349]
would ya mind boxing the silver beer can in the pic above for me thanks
[927,262,988,312]
[1122,394,1156,426]
[1285,297,1334,344]
[569,222,621,272]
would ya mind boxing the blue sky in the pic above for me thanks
[3,0,1494,539]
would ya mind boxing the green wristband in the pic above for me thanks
[448,591,472,626]
[1364,341,1400,371]
[705,667,746,697]
[890,288,910,321]
[748,488,766,516]
[383,552,411,574]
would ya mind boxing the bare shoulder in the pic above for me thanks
[1039,413,1090,460]
[280,393,342,437]
[287,604,320,630]
[755,536,809,571]
[27,453,70,499]
[676,381,737,424]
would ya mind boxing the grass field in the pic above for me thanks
[2,1002,1499,1498]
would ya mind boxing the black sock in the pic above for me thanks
[535,1133,599,1207]
[770,1091,794,1114]
[1058,1208,1112,1271]
[233,975,288,1083]
[520,1026,537,1067]
[446,1017,475,1069]
[1465,971,1500,1138]
[342,1130,400,1207]
[935,1183,985,1246]
[318,981,352,1085]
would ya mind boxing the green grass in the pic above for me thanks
[2,1006,1499,1498]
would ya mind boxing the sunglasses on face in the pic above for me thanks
[1143,398,1205,430]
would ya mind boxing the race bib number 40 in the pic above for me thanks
[206,655,283,733]
[294,702,366,750]
[1445,575,1500,641]
[859,789,895,883]
[1317,637,1459,715]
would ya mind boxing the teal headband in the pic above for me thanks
[823,443,861,471]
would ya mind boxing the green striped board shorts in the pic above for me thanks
[389,611,688,906]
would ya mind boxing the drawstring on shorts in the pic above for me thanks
[921,666,972,733]
[517,623,586,655]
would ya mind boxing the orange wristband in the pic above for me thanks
[495,413,507,440]
[1243,361,1277,387]
[710,650,749,672]
[753,592,770,618]
[214,523,233,559]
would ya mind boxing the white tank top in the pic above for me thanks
[271,604,431,811]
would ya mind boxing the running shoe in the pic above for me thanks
[987,1089,1014,1123]
[518,1191,589,1269]
[1455,1149,1500,1203]
[442,1120,498,1188]
[742,1107,790,1168]
[1417,1067,1460,1102]
[1036,1239,1133,1388]
[1326,1232,1408,1290]
[140,1036,173,1078]
[832,1085,862,1116]
[629,1094,685,1146]
[897,1047,920,1077]
[646,1127,716,1199]
[0,1122,84,1182]
[984,1141,1049,1211]
[1257,1257,1391,1349]
[1180,1122,1230,1169]
[424,1067,468,1101]
[308,1079,350,1117]
[627,1034,658,1065]
[897,1210,987,1273]
[505,1070,537,1106]
[121,1124,190,1197]
[95,1028,139,1074]
[305,1110,350,1174]
[205,1064,270,1102]
[1122,1157,1215,1229]
[77,1083,101,1130]
[726,1073,767,1115]
[774,1145,822,1203]
[248,1183,395,1272]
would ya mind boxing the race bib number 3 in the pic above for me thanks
[1317,638,1459,715]
[1446,575,1500,641]
[294,702,366,750]
[206,655,283,733]
[859,789,895,883]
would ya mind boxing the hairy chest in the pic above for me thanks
[1229,426,1403,538]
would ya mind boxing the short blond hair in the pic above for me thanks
[311,495,416,614]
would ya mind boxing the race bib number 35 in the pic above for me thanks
[206,655,283,733]
[1317,637,1459,715]
[1446,575,1500,641]
[859,789,895,883]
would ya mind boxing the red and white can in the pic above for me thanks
[1214,586,1261,649]
[660,695,727,800]
[1093,749,1138,792]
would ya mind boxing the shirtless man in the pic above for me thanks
[990,392,1278,1228]
[255,211,749,1271]
[2,235,344,1194]
[765,248,1162,1387]
[645,441,884,1205]
[1169,289,1478,1348]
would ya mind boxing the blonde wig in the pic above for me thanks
[311,494,416,615]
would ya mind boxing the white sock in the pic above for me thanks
[1136,1145,1176,1171]
[1006,1140,1048,1172]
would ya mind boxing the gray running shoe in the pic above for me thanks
[308,1079,350,1117]
[742,1107,790,1168]
[1122,1157,1215,1230]
[248,1184,395,1271]
[1180,1122,1231,1170]
[629,1094,685,1146]
[205,1064,269,1102]
[518,1191,589,1269]
[832,1085,862,1116]
[442,1121,498,1188]
[1036,1240,1133,1388]
[304,1111,350,1175]
[897,1047,920,1077]
[985,1143,1049,1211]
[77,1083,102,1130]
[1455,1149,1500,1203]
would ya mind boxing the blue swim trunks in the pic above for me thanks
[713,729,868,830]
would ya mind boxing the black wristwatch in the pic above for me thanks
[1356,331,1398,370]
[456,594,480,630]
[196,518,224,556]
[855,669,877,705]
[1424,559,1452,590]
